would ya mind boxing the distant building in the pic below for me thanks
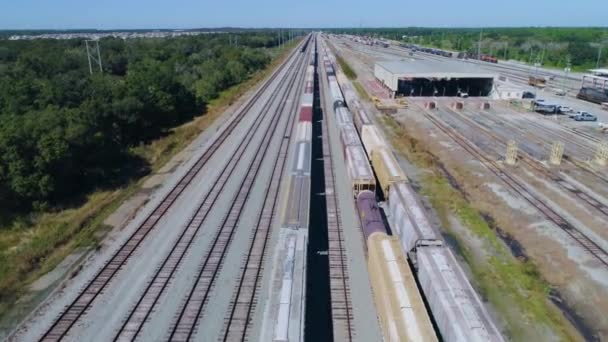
[374,59,496,98]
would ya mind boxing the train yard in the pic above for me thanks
[7,31,608,342]
[328,33,608,340]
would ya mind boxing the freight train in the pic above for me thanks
[322,36,505,342]
[322,44,375,197]
[273,35,316,342]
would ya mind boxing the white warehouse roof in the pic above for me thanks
[376,59,497,80]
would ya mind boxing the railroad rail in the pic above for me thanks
[439,105,608,217]
[112,47,306,341]
[167,49,308,341]
[421,108,608,268]
[320,65,355,340]
[39,42,305,342]
[219,46,311,342]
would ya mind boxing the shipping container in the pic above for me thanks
[301,93,313,108]
[388,182,441,252]
[356,190,386,240]
[299,106,312,122]
[345,145,375,196]
[368,234,439,342]
[291,141,311,175]
[361,125,387,158]
[372,147,407,196]
[417,247,505,342]
[295,121,312,142]
[282,176,310,229]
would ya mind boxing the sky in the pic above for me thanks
[1,0,607,30]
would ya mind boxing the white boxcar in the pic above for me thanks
[345,145,375,196]
[335,106,353,127]
[388,182,441,252]
[361,125,387,158]
[291,141,311,175]
[417,247,505,342]
[295,122,312,143]
[328,77,344,103]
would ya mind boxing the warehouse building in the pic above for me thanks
[374,59,496,98]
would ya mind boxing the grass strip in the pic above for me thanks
[379,114,580,341]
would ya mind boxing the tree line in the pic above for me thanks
[0,33,283,211]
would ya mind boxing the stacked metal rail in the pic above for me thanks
[323,38,505,342]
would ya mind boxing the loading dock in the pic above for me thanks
[374,60,496,98]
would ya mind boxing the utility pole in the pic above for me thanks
[477,28,483,58]
[597,43,603,68]
[504,42,508,60]
[85,40,102,75]
[563,56,571,93]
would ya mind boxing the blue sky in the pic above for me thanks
[2,0,607,29]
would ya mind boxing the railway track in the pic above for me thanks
[38,42,305,342]
[166,48,308,342]
[320,62,355,341]
[421,108,608,268]
[438,105,608,217]
[111,45,307,341]
[219,46,311,342]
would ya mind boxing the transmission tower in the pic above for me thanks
[85,40,103,74]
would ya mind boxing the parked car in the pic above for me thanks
[574,112,597,121]
[558,106,573,114]
[522,91,536,99]
[568,110,584,119]
[554,89,566,96]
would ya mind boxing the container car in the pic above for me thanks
[299,106,312,122]
[416,247,505,342]
[372,147,407,196]
[301,93,313,108]
[295,122,312,142]
[282,176,310,229]
[367,234,439,342]
[345,145,376,196]
[356,190,385,240]
[388,182,442,252]
[291,141,311,176]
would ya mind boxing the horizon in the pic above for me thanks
[2,25,608,32]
